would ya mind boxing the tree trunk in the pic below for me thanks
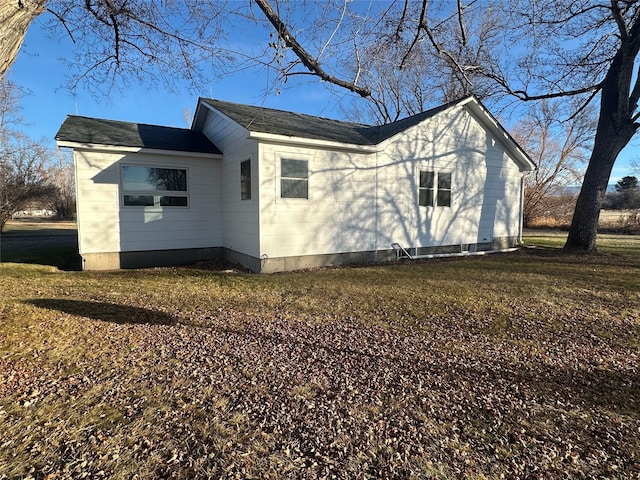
[564,17,640,253]
[0,0,47,77]
[564,135,624,252]
[564,113,636,252]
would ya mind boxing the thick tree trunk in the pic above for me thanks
[564,130,628,252]
[0,0,47,77]
[564,16,640,253]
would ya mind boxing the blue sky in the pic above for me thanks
[7,11,639,184]
[9,13,352,141]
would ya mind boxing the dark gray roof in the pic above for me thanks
[201,97,468,145]
[201,98,376,145]
[56,116,222,155]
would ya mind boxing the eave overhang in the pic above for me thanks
[247,131,380,153]
[56,141,223,159]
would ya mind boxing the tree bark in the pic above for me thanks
[564,129,631,252]
[0,0,48,77]
[564,33,640,252]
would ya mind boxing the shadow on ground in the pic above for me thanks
[0,233,81,271]
[26,299,179,326]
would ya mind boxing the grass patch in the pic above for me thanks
[2,219,77,236]
[0,219,80,270]
[1,231,639,478]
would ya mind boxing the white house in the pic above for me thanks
[55,95,535,273]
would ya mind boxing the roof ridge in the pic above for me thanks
[200,95,478,147]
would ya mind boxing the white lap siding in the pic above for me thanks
[200,109,261,259]
[74,149,222,256]
[256,104,525,259]
[258,144,378,259]
[377,105,525,250]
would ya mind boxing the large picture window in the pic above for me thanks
[419,171,451,207]
[122,165,188,207]
[281,159,308,199]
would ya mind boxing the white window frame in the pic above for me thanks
[418,170,452,208]
[275,152,312,203]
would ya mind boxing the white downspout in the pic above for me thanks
[519,172,527,244]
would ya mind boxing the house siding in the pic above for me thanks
[376,105,524,252]
[255,105,524,266]
[201,108,260,259]
[258,143,378,261]
[74,149,222,269]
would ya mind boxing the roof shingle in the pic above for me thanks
[201,97,466,145]
[55,116,221,155]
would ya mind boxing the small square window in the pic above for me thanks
[419,171,451,207]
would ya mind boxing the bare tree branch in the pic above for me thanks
[399,0,427,70]
[611,0,630,40]
[253,0,371,97]
[45,7,76,42]
[457,0,467,45]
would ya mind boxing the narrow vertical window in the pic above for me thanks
[241,159,251,200]
[281,159,308,199]
[437,172,452,207]
[419,171,434,207]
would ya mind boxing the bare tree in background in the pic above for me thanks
[492,1,640,252]
[46,148,75,220]
[0,79,54,231]
[512,101,595,227]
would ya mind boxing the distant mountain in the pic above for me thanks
[561,185,617,195]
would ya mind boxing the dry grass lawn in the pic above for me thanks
[1,230,639,478]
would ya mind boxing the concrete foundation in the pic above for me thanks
[81,237,520,273]
[81,247,222,271]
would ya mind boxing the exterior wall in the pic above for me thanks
[200,108,260,260]
[376,105,525,252]
[255,104,525,269]
[74,148,222,269]
[257,143,378,262]
[73,101,527,273]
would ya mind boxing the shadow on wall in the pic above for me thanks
[26,299,180,326]
[300,105,517,256]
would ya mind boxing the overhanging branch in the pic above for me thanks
[253,0,371,97]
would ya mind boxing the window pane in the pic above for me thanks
[419,188,434,207]
[122,166,187,191]
[159,196,188,207]
[281,178,308,198]
[420,171,434,188]
[124,195,154,206]
[437,190,451,207]
[438,172,451,190]
[241,160,251,200]
[282,159,308,179]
